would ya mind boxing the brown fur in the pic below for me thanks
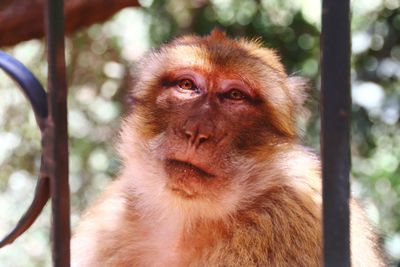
[72,30,384,267]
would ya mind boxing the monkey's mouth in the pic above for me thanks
[164,159,215,179]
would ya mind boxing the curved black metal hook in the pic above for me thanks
[0,51,48,130]
[0,51,50,248]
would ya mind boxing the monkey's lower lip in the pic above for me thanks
[165,159,215,178]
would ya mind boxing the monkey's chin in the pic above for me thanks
[164,159,216,198]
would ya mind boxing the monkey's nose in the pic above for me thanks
[184,129,210,147]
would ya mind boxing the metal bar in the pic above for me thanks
[321,0,351,266]
[43,0,70,266]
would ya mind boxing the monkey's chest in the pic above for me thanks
[132,223,189,267]
[133,223,213,267]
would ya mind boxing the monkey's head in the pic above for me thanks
[119,30,307,218]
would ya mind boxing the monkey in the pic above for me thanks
[71,30,384,267]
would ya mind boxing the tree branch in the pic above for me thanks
[0,0,139,47]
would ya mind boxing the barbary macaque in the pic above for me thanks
[72,30,384,267]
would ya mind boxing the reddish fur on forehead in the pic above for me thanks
[238,39,286,75]
[167,29,284,72]
[174,29,286,75]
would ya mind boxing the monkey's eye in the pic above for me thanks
[178,79,196,91]
[225,89,245,101]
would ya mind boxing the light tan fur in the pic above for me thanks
[72,31,384,267]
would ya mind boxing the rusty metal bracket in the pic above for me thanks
[0,51,50,248]
[44,0,70,265]
[0,1,70,265]
[0,0,70,267]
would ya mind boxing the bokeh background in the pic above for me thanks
[0,0,399,266]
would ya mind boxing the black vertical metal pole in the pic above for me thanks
[44,0,70,266]
[321,0,351,266]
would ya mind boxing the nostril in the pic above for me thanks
[185,130,193,140]
[183,122,212,146]
[198,135,209,145]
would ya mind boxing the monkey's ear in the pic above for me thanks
[287,76,309,108]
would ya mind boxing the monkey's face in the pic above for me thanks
[152,67,270,199]
[122,32,300,204]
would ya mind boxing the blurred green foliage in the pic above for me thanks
[0,0,399,266]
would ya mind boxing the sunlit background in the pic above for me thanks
[0,0,399,266]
